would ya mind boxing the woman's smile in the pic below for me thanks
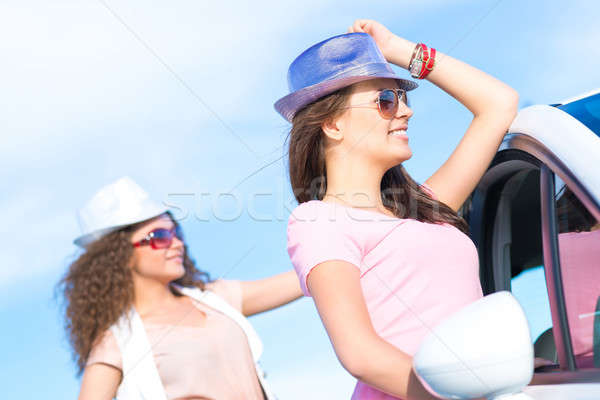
[388,130,409,141]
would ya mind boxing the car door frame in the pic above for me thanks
[464,132,600,386]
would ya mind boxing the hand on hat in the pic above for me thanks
[348,19,396,61]
[348,19,416,70]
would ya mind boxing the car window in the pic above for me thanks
[554,175,600,369]
[491,168,558,369]
[511,266,555,364]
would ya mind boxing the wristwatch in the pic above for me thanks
[409,44,424,79]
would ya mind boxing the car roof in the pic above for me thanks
[508,89,600,206]
[555,91,600,138]
[557,88,600,105]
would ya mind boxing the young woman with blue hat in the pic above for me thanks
[278,20,519,399]
[59,176,302,400]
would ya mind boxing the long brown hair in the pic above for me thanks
[287,85,469,234]
[57,212,209,375]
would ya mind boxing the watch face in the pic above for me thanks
[410,60,422,77]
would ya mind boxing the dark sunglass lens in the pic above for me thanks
[378,90,398,118]
[151,228,173,249]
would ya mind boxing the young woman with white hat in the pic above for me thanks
[59,176,302,400]
[276,20,519,399]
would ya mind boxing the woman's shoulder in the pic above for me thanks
[288,200,327,222]
[287,200,377,257]
[203,279,243,313]
[87,329,123,370]
[288,199,372,224]
[287,200,354,239]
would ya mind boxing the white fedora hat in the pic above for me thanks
[74,176,168,248]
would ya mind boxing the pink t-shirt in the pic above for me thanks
[86,280,264,400]
[287,184,483,399]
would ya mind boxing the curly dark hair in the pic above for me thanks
[57,212,210,375]
[287,85,469,235]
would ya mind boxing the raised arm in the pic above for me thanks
[418,42,518,212]
[240,269,303,317]
[307,260,439,400]
[349,19,519,212]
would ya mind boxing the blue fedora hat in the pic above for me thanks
[274,32,418,122]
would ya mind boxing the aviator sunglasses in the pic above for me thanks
[344,88,409,120]
[132,226,184,249]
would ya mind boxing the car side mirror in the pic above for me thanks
[413,291,534,399]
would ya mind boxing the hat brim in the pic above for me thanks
[73,206,168,248]
[274,72,418,123]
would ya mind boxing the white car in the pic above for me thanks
[462,89,600,397]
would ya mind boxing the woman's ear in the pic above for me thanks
[321,115,345,141]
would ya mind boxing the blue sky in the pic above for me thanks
[1,0,598,398]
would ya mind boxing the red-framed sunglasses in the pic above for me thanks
[132,226,184,249]
[344,88,409,120]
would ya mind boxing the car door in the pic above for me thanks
[461,132,600,398]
